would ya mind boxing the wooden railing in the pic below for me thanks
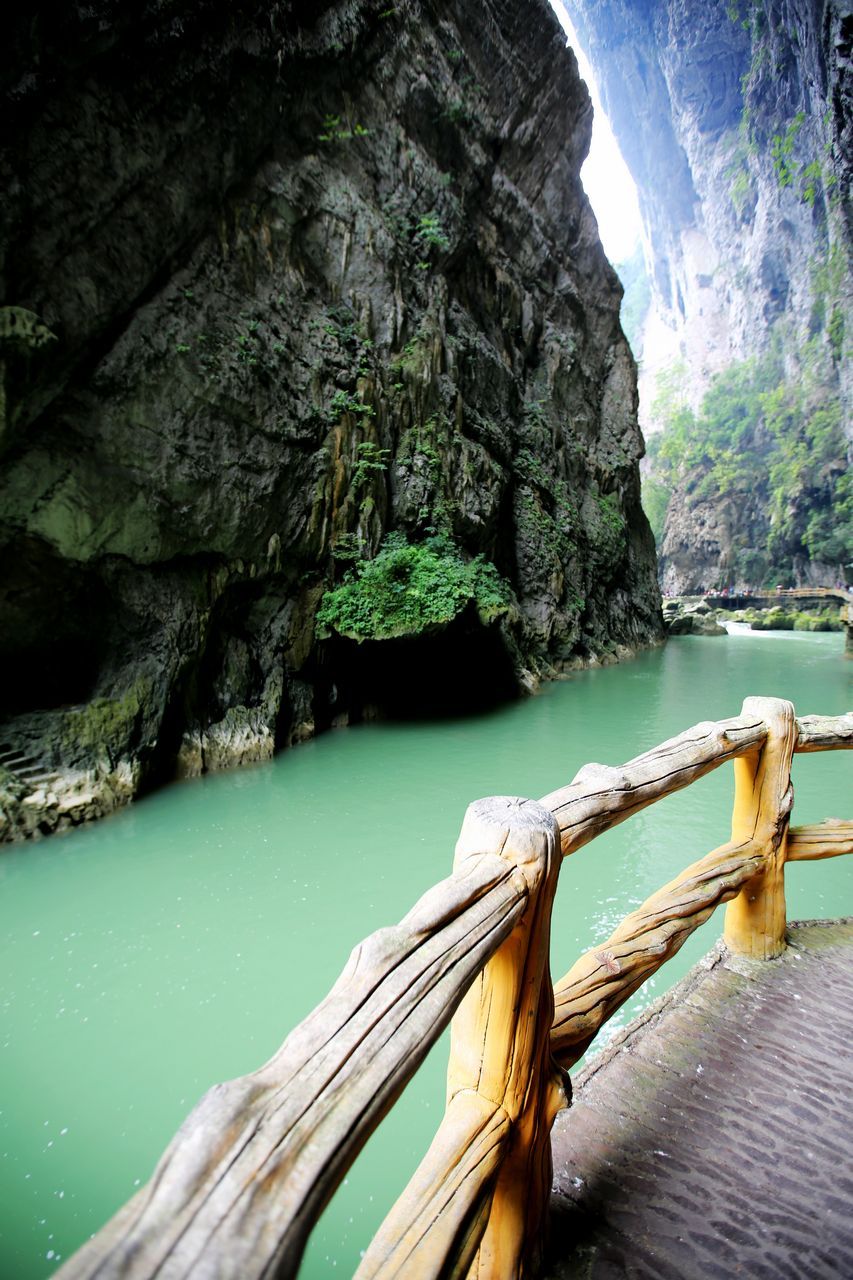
[700,587,852,602]
[57,697,852,1280]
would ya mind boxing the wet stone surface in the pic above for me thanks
[546,919,853,1279]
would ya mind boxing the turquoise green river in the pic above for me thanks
[1,631,850,1277]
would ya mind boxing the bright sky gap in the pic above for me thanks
[548,0,642,262]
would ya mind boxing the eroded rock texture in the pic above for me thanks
[565,0,852,592]
[0,0,662,839]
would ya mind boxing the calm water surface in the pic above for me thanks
[1,632,850,1277]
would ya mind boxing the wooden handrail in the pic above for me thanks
[56,837,532,1280]
[57,700,852,1280]
[540,710,768,854]
[794,711,853,750]
[786,820,853,860]
[701,587,851,600]
[550,836,765,1068]
[357,798,564,1278]
[540,710,851,855]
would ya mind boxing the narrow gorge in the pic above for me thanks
[565,0,851,594]
[0,0,663,840]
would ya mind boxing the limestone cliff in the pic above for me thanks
[0,0,663,839]
[564,0,851,592]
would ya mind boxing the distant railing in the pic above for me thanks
[698,586,852,606]
[57,698,853,1280]
[701,587,851,597]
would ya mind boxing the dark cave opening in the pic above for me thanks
[310,608,520,731]
[0,537,111,717]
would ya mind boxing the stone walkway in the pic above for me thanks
[546,919,853,1279]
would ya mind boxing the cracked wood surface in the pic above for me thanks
[794,710,853,750]
[55,848,530,1280]
[357,797,566,1280]
[786,819,853,860]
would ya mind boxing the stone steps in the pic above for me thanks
[0,744,53,786]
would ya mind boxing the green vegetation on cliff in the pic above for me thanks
[646,338,850,583]
[729,606,844,632]
[316,534,513,641]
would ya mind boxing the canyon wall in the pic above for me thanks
[566,0,851,592]
[0,0,662,839]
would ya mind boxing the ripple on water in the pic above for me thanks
[0,633,850,1278]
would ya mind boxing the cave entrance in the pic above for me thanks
[0,537,111,717]
[316,609,520,726]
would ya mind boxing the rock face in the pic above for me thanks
[659,475,775,595]
[564,0,852,593]
[0,0,663,839]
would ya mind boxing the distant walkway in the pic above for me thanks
[546,919,853,1279]
[699,587,852,610]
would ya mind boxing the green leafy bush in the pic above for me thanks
[328,389,375,423]
[749,607,843,632]
[770,113,805,189]
[414,212,450,252]
[351,442,390,492]
[316,534,512,641]
[317,114,370,142]
[589,493,628,567]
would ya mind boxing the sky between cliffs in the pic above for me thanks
[548,0,642,263]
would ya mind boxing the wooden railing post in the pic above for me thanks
[723,696,797,959]
[52,702,851,1280]
[357,796,566,1280]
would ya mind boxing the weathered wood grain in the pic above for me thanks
[358,797,566,1280]
[795,711,853,751]
[355,1092,510,1280]
[540,711,768,854]
[786,820,853,861]
[723,697,796,959]
[550,838,763,1069]
[538,710,851,858]
[55,850,529,1280]
[55,699,853,1280]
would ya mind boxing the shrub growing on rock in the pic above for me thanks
[315,533,513,641]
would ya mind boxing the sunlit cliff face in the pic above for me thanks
[560,0,852,593]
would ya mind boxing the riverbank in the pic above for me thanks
[664,596,845,636]
[0,636,665,846]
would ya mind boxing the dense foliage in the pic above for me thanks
[720,606,844,632]
[640,473,671,547]
[316,533,514,641]
[646,339,850,583]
